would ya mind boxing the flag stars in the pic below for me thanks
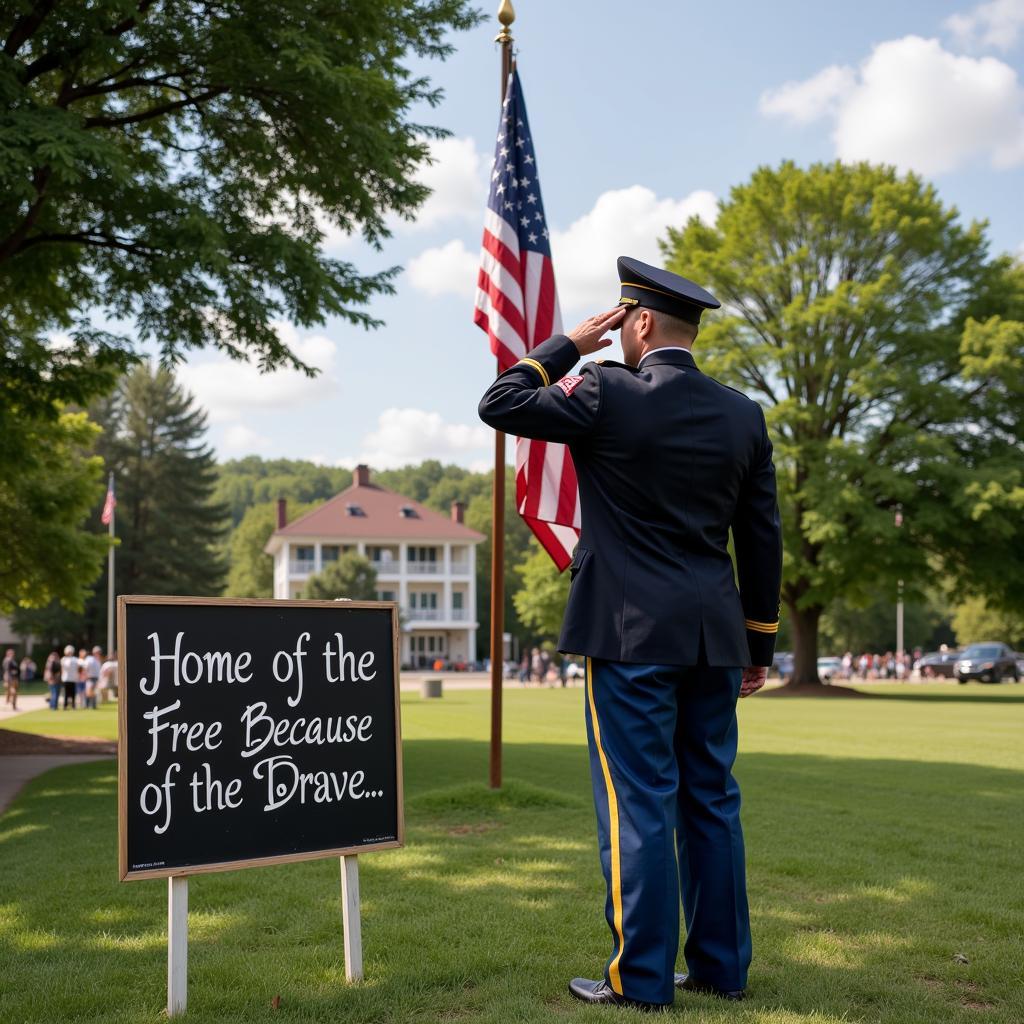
[526,193,538,205]
[520,176,531,187]
[520,215,530,227]
[523,154,534,164]
[500,146,509,158]
[515,137,526,148]
[495,182,505,195]
[504,200,513,211]
[528,232,538,244]
[534,211,543,222]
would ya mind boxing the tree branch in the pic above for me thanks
[84,88,226,128]
[3,0,57,57]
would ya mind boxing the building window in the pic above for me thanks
[408,546,437,563]
[399,505,419,518]
[296,545,314,561]
[410,592,438,609]
[377,590,396,603]
[322,545,340,562]
[346,503,365,517]
[452,591,464,610]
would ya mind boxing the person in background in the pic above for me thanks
[3,648,15,705]
[60,645,79,709]
[99,650,118,703]
[75,647,88,706]
[84,646,102,709]
[3,648,19,711]
[19,655,36,682]
[44,650,61,710]
[841,651,853,680]
[518,651,530,685]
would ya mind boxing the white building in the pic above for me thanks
[263,465,484,669]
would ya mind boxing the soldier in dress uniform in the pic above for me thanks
[478,256,783,1011]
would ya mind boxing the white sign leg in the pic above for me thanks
[340,855,363,981]
[168,875,188,1016]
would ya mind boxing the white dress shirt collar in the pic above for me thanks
[637,346,694,368]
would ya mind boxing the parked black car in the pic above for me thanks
[918,650,960,679]
[954,642,1020,683]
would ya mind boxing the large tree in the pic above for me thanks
[0,408,107,614]
[302,554,377,602]
[224,498,317,598]
[0,0,480,420]
[80,363,228,641]
[664,161,1024,685]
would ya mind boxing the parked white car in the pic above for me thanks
[817,656,843,683]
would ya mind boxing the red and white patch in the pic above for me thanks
[556,374,585,397]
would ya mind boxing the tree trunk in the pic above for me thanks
[789,604,824,687]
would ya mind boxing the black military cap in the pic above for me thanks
[616,256,720,327]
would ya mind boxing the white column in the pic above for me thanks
[398,543,409,614]
[443,542,452,624]
[282,541,290,598]
[315,542,322,573]
[356,541,366,557]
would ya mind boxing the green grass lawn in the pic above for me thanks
[1,684,1022,1023]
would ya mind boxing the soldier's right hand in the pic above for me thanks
[740,665,768,697]
[568,307,626,356]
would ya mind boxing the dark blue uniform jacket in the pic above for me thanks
[478,334,783,667]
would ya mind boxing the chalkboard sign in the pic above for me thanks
[118,596,403,881]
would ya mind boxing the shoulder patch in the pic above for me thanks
[555,374,585,397]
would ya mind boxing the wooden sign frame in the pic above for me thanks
[117,594,404,882]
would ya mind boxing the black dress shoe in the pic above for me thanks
[674,973,745,1000]
[568,978,669,1012]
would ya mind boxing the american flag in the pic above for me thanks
[100,473,116,526]
[473,68,580,571]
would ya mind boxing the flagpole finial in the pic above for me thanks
[495,0,515,43]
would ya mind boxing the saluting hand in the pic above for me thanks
[568,307,626,357]
[740,665,768,698]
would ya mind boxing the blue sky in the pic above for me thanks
[176,0,1024,470]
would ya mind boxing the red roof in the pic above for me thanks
[268,481,484,543]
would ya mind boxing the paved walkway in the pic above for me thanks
[0,693,49,721]
[0,754,110,816]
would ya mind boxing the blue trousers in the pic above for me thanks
[584,657,750,1005]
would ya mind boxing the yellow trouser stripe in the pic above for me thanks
[517,357,550,387]
[586,657,624,995]
[745,619,779,633]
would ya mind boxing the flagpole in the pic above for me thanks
[488,0,515,790]
[106,472,115,658]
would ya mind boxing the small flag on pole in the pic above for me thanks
[101,474,116,526]
[473,68,580,571]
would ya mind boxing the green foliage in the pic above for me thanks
[0,408,107,614]
[464,465,534,651]
[952,596,1024,650]
[820,592,955,655]
[214,459,350,528]
[224,499,317,598]
[663,161,1024,680]
[301,553,377,602]
[513,544,570,640]
[0,0,481,420]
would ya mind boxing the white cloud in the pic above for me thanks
[946,0,1024,52]
[222,423,270,453]
[760,35,1024,175]
[407,239,478,298]
[759,65,857,124]
[402,136,487,232]
[178,322,339,424]
[550,186,718,313]
[337,408,490,470]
